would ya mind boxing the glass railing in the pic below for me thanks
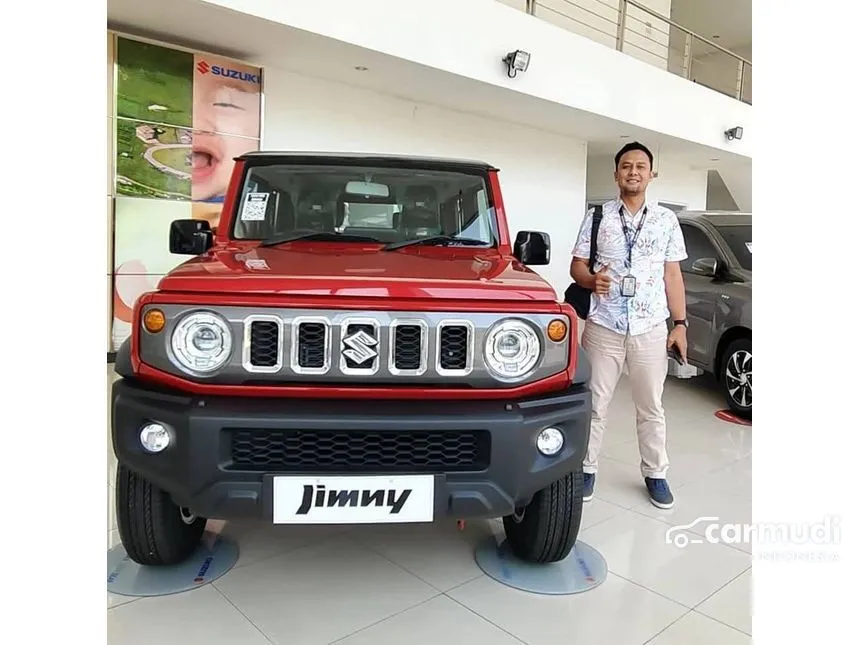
[499,0,751,104]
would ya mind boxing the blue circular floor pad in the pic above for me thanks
[474,536,607,595]
[107,532,239,597]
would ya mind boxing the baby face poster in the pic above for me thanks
[110,36,262,350]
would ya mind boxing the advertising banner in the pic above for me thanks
[109,35,262,350]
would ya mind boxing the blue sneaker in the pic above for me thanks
[583,473,595,502]
[645,477,674,509]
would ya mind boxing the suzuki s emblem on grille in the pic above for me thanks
[342,330,378,364]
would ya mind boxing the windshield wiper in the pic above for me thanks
[382,236,490,251]
[259,231,381,247]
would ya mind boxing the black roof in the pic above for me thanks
[236,151,498,172]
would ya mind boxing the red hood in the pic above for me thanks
[157,243,558,301]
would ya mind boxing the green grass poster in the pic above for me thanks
[109,35,262,350]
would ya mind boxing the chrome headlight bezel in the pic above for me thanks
[168,310,233,376]
[483,318,542,382]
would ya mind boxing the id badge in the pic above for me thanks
[621,275,637,297]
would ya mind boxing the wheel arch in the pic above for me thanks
[714,326,751,374]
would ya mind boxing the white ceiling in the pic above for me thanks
[106,0,747,170]
[670,0,752,55]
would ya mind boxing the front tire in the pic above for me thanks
[720,338,752,418]
[116,464,206,566]
[502,470,583,564]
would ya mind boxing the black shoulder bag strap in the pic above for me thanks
[565,204,604,319]
[588,205,603,273]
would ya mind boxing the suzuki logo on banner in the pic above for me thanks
[196,60,261,84]
[342,330,378,364]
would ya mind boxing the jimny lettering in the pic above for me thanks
[296,484,412,515]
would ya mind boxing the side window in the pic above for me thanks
[680,224,718,273]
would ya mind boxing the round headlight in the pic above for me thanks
[170,311,233,374]
[484,319,541,381]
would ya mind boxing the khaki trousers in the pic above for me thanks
[581,320,670,478]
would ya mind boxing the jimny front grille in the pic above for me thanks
[242,316,473,378]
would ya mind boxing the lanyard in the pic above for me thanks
[620,206,647,266]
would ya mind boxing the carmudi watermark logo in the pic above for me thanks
[665,515,841,562]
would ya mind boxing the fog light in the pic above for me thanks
[140,423,170,453]
[536,427,564,456]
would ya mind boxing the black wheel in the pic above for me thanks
[502,470,583,564]
[721,338,752,418]
[116,464,206,566]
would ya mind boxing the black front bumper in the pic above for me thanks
[111,378,591,522]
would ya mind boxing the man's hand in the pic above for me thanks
[594,264,613,296]
[663,260,687,363]
[667,325,688,363]
[570,258,612,295]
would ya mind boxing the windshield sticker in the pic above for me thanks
[745,242,752,253]
[241,192,269,221]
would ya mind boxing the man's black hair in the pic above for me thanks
[615,141,653,169]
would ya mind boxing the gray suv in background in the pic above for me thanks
[677,211,752,418]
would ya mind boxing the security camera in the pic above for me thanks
[725,126,743,141]
[503,50,531,78]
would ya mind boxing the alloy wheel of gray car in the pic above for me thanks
[722,338,752,418]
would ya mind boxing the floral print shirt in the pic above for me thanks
[572,198,687,336]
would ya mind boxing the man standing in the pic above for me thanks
[570,142,688,509]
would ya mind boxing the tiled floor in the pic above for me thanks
[107,367,752,645]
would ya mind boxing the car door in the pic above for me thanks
[679,223,723,367]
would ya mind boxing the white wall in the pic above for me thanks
[706,170,739,211]
[262,66,589,298]
[715,164,750,211]
[586,152,708,210]
[203,0,752,159]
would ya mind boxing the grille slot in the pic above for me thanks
[229,428,490,473]
[393,324,423,370]
[439,325,470,371]
[249,320,280,368]
[297,322,327,369]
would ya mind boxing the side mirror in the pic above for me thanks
[170,219,213,255]
[691,257,719,277]
[514,230,551,265]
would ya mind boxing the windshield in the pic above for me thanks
[231,162,497,247]
[717,224,752,270]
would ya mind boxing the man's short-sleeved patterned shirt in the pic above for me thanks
[572,198,687,336]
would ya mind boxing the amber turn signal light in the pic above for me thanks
[547,319,568,342]
[143,309,166,333]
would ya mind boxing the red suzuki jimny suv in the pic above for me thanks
[111,152,593,567]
